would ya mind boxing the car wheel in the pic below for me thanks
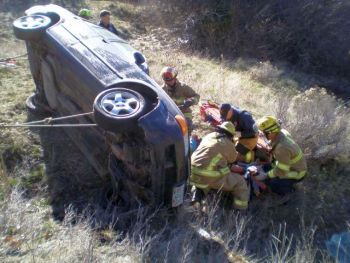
[26,93,53,117]
[13,15,51,41]
[93,88,147,132]
[42,59,59,110]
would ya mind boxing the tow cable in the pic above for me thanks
[0,54,28,62]
[0,112,97,128]
[0,54,28,68]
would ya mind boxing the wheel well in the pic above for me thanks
[34,12,61,27]
[109,81,158,105]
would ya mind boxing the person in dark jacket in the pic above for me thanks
[99,10,118,35]
[220,103,259,163]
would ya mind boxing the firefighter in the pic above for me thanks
[99,10,119,35]
[160,67,200,125]
[257,116,307,195]
[78,9,92,19]
[220,103,259,163]
[190,122,250,210]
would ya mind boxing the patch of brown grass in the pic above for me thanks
[0,190,141,262]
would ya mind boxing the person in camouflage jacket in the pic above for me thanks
[160,67,200,124]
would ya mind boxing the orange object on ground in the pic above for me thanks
[199,100,221,126]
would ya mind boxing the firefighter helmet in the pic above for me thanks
[161,67,178,81]
[78,9,92,19]
[220,103,232,120]
[217,122,236,136]
[257,116,281,133]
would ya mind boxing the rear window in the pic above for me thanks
[86,22,127,43]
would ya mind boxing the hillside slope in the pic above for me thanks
[0,0,349,262]
[162,0,350,89]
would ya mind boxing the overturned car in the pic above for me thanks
[13,5,190,207]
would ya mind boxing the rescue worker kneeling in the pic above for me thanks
[257,116,307,195]
[220,103,259,163]
[190,122,250,210]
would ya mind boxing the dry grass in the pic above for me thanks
[0,188,335,263]
[136,43,350,164]
[0,189,141,262]
[282,88,350,163]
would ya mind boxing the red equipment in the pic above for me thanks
[199,100,221,126]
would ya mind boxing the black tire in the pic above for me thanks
[26,93,53,117]
[13,15,51,41]
[93,88,147,132]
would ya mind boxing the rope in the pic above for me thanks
[23,111,94,125]
[0,111,96,129]
[0,123,97,128]
[0,53,28,62]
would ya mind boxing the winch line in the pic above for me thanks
[0,112,96,128]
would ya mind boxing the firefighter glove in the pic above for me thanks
[183,99,193,108]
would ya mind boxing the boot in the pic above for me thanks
[191,187,204,205]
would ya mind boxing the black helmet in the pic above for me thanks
[220,103,231,120]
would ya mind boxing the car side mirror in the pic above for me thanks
[133,51,146,65]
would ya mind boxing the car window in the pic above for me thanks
[64,19,153,84]
[62,19,124,43]
[116,42,135,52]
[85,22,127,43]
[110,42,135,59]
[62,19,99,40]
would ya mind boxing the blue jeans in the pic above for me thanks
[266,178,300,195]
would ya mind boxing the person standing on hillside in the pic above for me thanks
[160,67,200,126]
[190,122,249,210]
[220,103,259,163]
[99,10,119,35]
[256,116,307,195]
